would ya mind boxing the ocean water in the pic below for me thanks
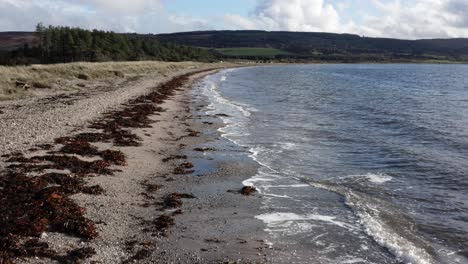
[197,64,468,264]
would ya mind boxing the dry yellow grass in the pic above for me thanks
[0,61,219,100]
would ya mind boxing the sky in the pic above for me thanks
[1,0,468,39]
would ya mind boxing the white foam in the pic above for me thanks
[345,191,436,264]
[340,258,367,264]
[262,184,310,188]
[306,180,437,264]
[255,212,357,231]
[248,147,280,173]
[263,193,293,199]
[282,142,297,150]
[365,173,393,184]
[339,173,393,184]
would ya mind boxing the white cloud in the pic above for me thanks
[1,0,468,39]
[0,0,205,33]
[352,0,468,39]
[225,0,468,39]
[224,0,348,33]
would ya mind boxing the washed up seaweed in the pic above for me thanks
[152,215,175,236]
[162,155,187,163]
[0,69,214,263]
[228,186,258,196]
[173,162,194,175]
[0,171,98,240]
[193,147,216,152]
[163,193,195,209]
[241,186,257,196]
[7,155,114,176]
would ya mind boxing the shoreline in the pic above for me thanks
[0,65,270,263]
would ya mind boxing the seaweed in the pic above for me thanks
[153,215,175,234]
[99,150,126,166]
[13,155,114,176]
[0,171,98,240]
[56,247,96,264]
[193,147,216,152]
[161,155,187,163]
[241,186,257,196]
[163,193,195,209]
[59,140,100,156]
[173,162,195,175]
[186,129,201,137]
[142,182,162,193]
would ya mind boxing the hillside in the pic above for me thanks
[0,26,218,65]
[155,30,468,61]
[0,32,38,51]
[3,30,468,62]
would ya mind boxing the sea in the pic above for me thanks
[195,64,468,264]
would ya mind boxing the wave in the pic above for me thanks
[255,212,358,233]
[337,173,393,184]
[304,179,437,264]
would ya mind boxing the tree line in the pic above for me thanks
[0,24,219,65]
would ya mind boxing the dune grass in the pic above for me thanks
[0,61,214,100]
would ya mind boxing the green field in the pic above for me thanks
[217,47,294,57]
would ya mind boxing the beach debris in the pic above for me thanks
[173,162,195,175]
[172,209,183,216]
[125,240,138,251]
[7,155,114,176]
[59,140,100,156]
[57,247,96,263]
[241,186,258,196]
[163,193,195,208]
[204,238,225,244]
[186,129,201,137]
[151,215,175,236]
[36,143,54,150]
[142,181,163,193]
[193,147,216,152]
[130,249,151,260]
[100,150,126,166]
[228,186,258,195]
[162,155,187,163]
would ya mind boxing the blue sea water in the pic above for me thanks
[197,64,468,264]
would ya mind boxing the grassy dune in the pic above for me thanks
[0,61,214,100]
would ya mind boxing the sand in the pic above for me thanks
[0,64,271,263]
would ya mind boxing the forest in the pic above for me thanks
[0,24,219,65]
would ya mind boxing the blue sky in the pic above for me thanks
[164,0,255,17]
[1,0,468,39]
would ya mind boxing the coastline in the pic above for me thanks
[0,64,270,263]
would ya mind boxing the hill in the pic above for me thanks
[0,26,218,65]
[3,30,468,62]
[0,32,38,51]
[155,30,468,62]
